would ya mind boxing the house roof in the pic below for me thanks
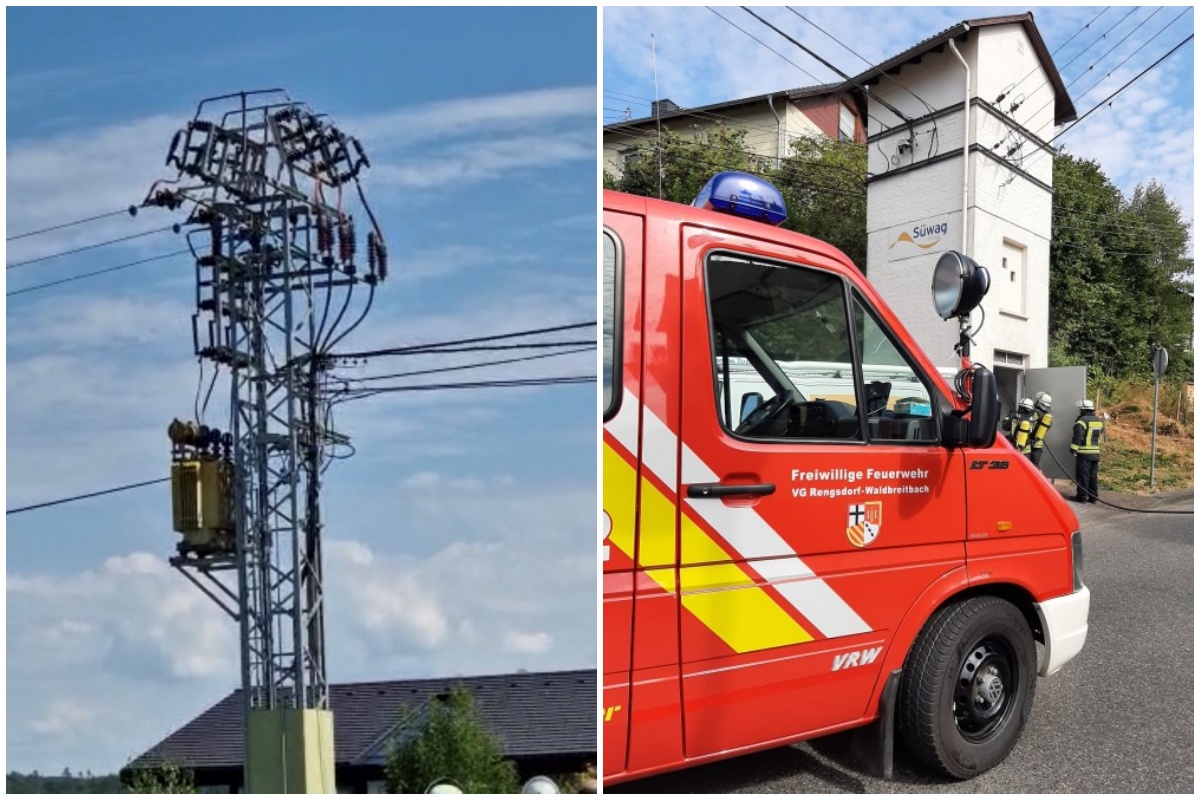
[126,669,595,773]
[846,13,1078,126]
[604,81,856,131]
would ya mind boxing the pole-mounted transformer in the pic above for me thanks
[145,89,388,794]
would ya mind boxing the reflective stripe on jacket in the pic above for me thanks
[1071,413,1104,456]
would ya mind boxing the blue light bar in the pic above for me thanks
[692,171,787,226]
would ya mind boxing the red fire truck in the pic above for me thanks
[601,173,1089,784]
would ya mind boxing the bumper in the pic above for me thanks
[1035,585,1091,677]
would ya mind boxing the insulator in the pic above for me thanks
[367,231,378,274]
[338,218,356,265]
[210,218,222,259]
[316,213,331,254]
[348,217,357,264]
[377,240,389,281]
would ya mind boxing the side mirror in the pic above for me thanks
[967,366,999,447]
[942,366,1000,447]
[740,392,763,423]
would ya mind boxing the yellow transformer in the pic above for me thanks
[171,458,233,554]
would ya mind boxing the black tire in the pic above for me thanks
[899,596,1037,779]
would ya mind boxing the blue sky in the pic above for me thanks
[6,7,597,774]
[605,5,1195,247]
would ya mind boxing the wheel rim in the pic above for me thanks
[953,635,1019,743]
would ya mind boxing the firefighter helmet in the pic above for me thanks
[1018,397,1034,412]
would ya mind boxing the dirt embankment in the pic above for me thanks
[1096,383,1194,494]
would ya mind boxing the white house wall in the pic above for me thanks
[865,22,1059,375]
[975,25,1058,143]
[603,96,829,180]
[866,34,981,134]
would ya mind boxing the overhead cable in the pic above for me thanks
[332,321,596,361]
[6,249,190,297]
[341,345,595,384]
[6,225,176,270]
[7,478,169,516]
[7,207,136,242]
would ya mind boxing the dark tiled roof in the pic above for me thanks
[127,669,595,772]
[845,13,1077,125]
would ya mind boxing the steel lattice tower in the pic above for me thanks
[149,90,387,793]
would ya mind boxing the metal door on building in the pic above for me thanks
[1023,366,1087,482]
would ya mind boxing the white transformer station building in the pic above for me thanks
[856,13,1079,420]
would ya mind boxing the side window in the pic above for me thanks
[603,231,621,419]
[706,252,861,441]
[853,293,938,442]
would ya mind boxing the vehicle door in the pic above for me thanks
[603,211,687,777]
[675,228,967,758]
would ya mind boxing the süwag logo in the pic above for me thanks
[889,219,948,250]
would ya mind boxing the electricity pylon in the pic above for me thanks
[148,89,388,793]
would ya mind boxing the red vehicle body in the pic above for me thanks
[601,184,1090,784]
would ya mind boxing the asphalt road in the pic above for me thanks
[609,490,1194,794]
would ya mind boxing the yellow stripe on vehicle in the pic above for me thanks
[680,521,814,652]
[605,440,813,653]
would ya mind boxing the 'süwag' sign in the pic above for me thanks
[886,214,954,261]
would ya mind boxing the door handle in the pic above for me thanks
[686,483,776,499]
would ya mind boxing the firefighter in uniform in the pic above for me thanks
[1015,392,1053,467]
[1070,399,1105,503]
[1001,397,1034,445]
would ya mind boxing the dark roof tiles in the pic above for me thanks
[128,669,595,772]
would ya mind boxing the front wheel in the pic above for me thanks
[899,596,1037,779]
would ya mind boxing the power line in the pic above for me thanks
[340,345,595,384]
[705,6,825,86]
[1047,32,1193,148]
[786,8,935,115]
[1017,6,1183,137]
[6,225,177,270]
[7,477,168,516]
[1057,6,1190,124]
[997,30,1194,182]
[332,375,594,404]
[998,6,1112,108]
[705,4,902,137]
[6,207,137,242]
[740,6,915,126]
[6,249,190,297]
[332,321,597,361]
[1065,7,1163,92]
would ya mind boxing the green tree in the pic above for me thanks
[123,763,197,794]
[774,133,868,269]
[1050,153,1194,383]
[612,123,760,205]
[610,124,868,268]
[384,685,520,794]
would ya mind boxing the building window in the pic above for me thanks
[838,102,856,142]
[705,252,861,441]
[603,231,622,420]
[1000,239,1027,316]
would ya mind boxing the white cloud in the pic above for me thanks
[504,631,553,655]
[7,467,596,774]
[351,86,596,147]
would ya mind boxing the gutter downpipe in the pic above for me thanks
[949,33,970,255]
[767,93,783,167]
